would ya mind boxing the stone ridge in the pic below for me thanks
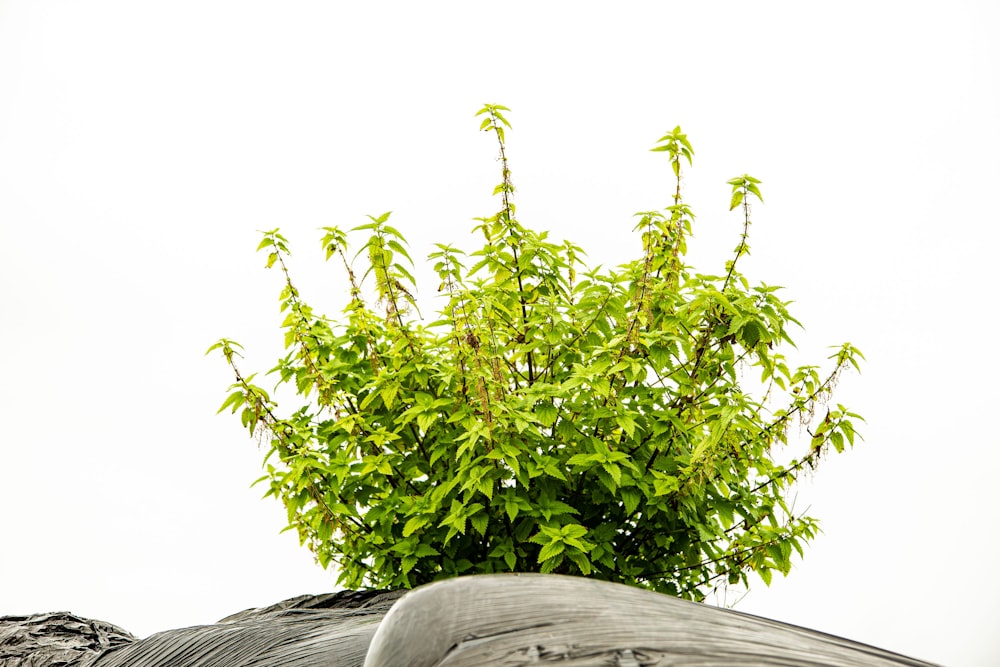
[217,589,401,624]
[0,611,136,667]
[0,591,402,667]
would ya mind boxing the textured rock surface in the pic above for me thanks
[86,589,403,667]
[4,577,940,666]
[1,590,402,667]
[365,574,941,667]
[0,611,135,667]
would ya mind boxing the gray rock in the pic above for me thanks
[84,589,404,667]
[1,590,402,667]
[366,574,941,666]
[0,611,134,667]
[4,576,940,666]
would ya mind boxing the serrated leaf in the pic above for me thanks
[538,540,565,563]
[567,551,592,575]
[503,454,520,476]
[543,462,567,481]
[653,475,679,496]
[615,414,637,438]
[602,462,622,487]
[417,411,438,433]
[730,190,744,211]
[566,453,598,467]
[504,501,519,523]
[470,510,489,535]
[379,382,399,409]
[402,515,429,538]
[596,468,617,494]
[535,402,558,427]
[555,418,577,440]
[621,488,641,515]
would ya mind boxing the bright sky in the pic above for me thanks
[2,2,998,665]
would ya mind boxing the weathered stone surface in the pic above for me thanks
[0,611,135,667]
[365,574,941,667]
[4,576,940,666]
[1,590,402,667]
[83,589,403,667]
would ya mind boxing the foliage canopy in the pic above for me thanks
[210,105,863,599]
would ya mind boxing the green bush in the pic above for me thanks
[209,104,863,598]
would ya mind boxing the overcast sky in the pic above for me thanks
[2,2,998,665]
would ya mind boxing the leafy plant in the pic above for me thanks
[209,104,864,598]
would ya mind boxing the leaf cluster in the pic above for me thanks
[209,105,864,597]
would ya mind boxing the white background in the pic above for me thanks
[2,2,998,665]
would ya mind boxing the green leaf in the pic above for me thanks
[502,497,520,522]
[729,190,744,211]
[653,475,679,496]
[470,511,489,536]
[403,515,430,538]
[217,391,245,415]
[538,540,565,563]
[592,377,610,397]
[615,413,637,438]
[602,462,622,487]
[386,238,413,264]
[542,460,567,481]
[477,475,494,500]
[621,488,641,515]
[416,411,438,433]
[566,453,598,467]
[567,551,592,575]
[535,402,558,427]
[379,382,400,409]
